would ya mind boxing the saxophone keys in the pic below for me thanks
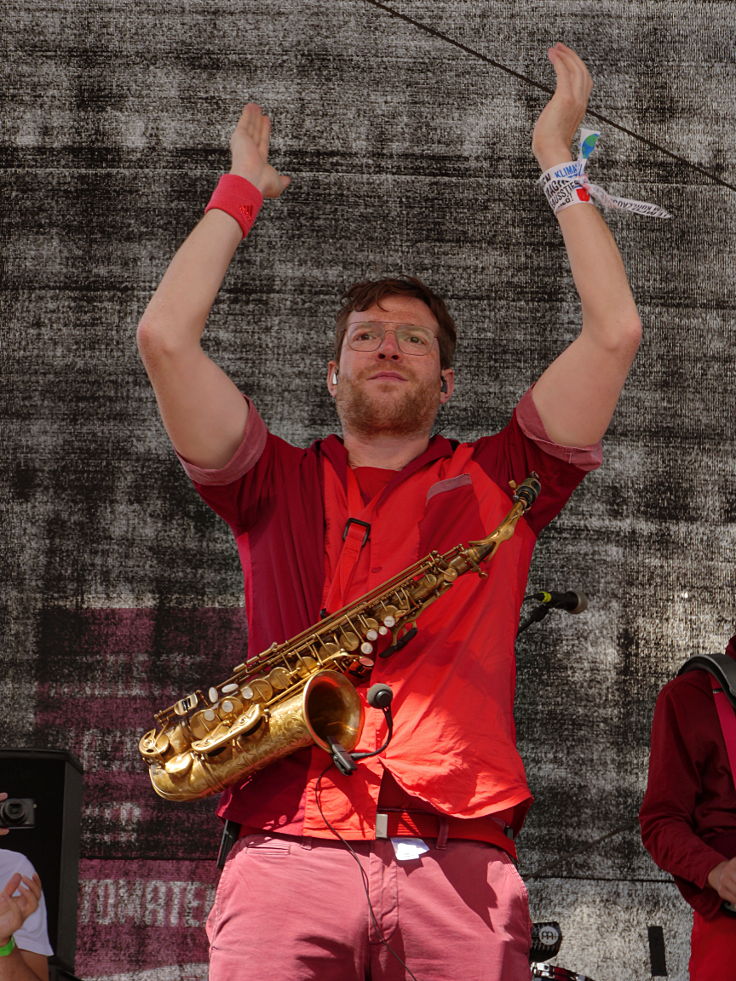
[360,642,374,655]
[296,655,318,676]
[165,752,193,777]
[339,631,360,652]
[222,683,239,694]
[188,709,217,740]
[208,687,220,704]
[241,679,273,703]
[318,642,340,660]
[174,693,199,716]
[380,605,400,628]
[139,728,169,762]
[191,702,264,757]
[232,703,265,740]
[267,667,291,691]
[361,617,380,638]
[378,625,389,636]
[348,654,374,678]
[220,697,242,716]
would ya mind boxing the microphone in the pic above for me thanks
[531,590,588,614]
[517,589,589,634]
[367,683,393,709]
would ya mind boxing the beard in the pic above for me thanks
[335,374,440,438]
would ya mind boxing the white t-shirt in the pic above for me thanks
[0,849,53,956]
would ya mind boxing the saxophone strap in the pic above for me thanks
[323,467,381,614]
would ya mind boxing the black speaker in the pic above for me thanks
[0,750,83,975]
[49,968,83,981]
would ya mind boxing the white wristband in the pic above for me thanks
[539,128,672,219]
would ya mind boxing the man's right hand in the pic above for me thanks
[707,858,736,904]
[230,103,291,199]
[138,103,295,469]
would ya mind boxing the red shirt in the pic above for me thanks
[180,390,599,839]
[639,637,736,918]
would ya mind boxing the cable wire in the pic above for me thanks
[315,764,420,981]
[359,0,736,194]
[524,819,639,879]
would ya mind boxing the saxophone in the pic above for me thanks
[139,473,541,801]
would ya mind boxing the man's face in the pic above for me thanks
[326,295,454,439]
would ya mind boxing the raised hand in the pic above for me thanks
[230,103,291,199]
[0,873,42,945]
[532,43,593,171]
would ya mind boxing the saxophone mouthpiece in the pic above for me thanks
[512,472,541,509]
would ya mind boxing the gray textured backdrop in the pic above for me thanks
[3,1,736,978]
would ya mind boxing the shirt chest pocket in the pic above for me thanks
[417,474,486,554]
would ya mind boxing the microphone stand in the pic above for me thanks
[517,603,553,634]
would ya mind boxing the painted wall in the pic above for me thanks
[3,1,735,978]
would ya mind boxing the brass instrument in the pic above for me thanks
[139,472,541,802]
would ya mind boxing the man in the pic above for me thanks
[640,635,736,980]
[138,43,641,981]
[0,796,52,981]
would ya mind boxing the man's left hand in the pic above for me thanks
[532,42,593,171]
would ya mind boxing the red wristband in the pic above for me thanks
[204,174,264,238]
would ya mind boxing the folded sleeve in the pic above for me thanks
[176,396,268,486]
[515,387,603,472]
[471,387,602,536]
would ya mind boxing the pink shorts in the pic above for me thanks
[691,909,736,980]
[207,832,531,981]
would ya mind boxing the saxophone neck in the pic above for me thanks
[457,472,542,567]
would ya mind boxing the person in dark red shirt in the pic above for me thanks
[640,634,736,979]
[138,44,643,981]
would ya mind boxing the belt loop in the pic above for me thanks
[436,818,449,850]
[376,813,389,839]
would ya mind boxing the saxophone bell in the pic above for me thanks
[302,670,364,754]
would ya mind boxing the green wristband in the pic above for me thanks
[0,936,15,956]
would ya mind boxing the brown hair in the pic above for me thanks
[334,276,457,369]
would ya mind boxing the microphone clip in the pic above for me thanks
[329,684,395,776]
[329,741,359,776]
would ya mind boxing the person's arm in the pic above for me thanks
[137,104,290,469]
[0,874,48,981]
[529,43,642,446]
[639,681,728,893]
[707,857,736,905]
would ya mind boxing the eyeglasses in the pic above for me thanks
[345,322,437,356]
